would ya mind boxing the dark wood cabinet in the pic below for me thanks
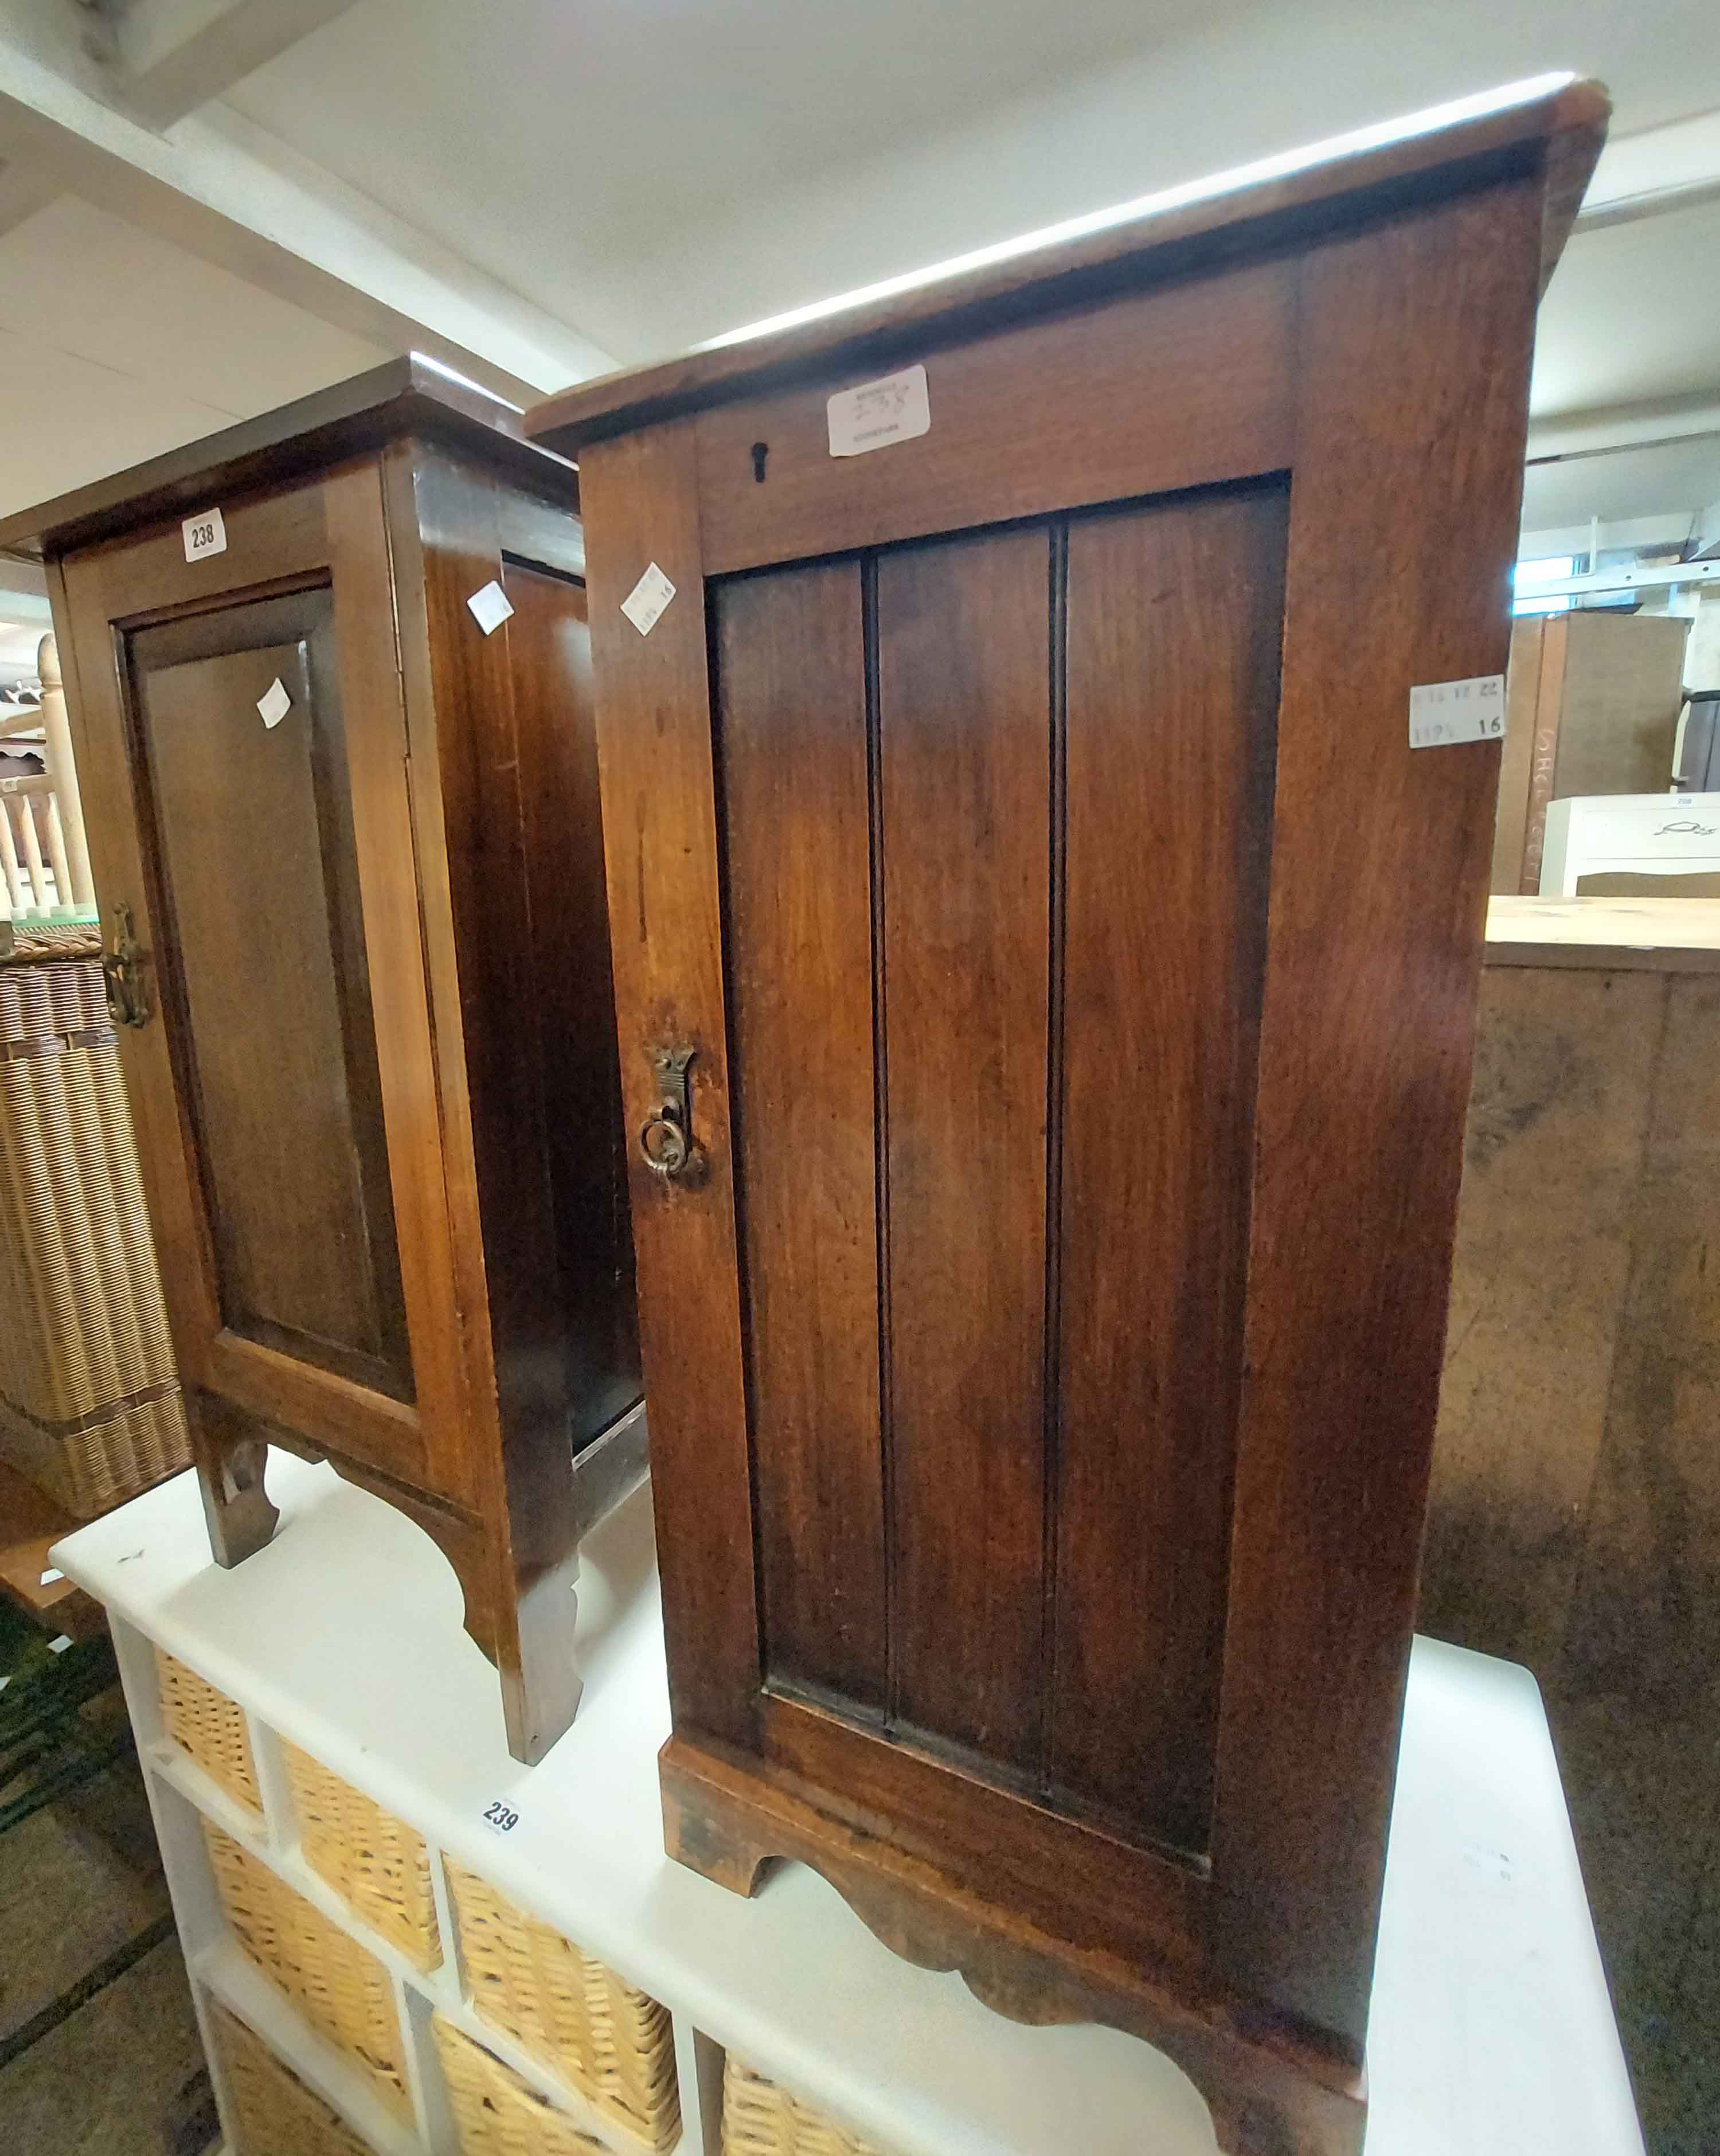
[529,83,1608,2152]
[0,358,643,1765]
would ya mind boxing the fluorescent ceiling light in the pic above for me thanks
[701,73,1577,353]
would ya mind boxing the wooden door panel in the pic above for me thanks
[130,595,409,1402]
[1050,485,1285,1858]
[878,528,1053,1772]
[714,560,888,1714]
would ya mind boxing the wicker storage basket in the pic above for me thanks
[445,1858,679,2149]
[433,2015,609,2156]
[206,1997,377,2156]
[283,1740,441,1972]
[0,952,189,1516]
[157,1650,261,1813]
[722,2055,886,2156]
[205,1822,411,2119]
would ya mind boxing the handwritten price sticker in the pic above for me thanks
[827,365,931,457]
[1409,675,1506,749]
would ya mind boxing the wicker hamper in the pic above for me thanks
[444,1858,679,2149]
[157,1649,262,1813]
[206,1997,378,2156]
[0,942,189,1514]
[205,1821,412,2119]
[722,2055,886,2156]
[284,1739,442,1972]
[433,2015,610,2156]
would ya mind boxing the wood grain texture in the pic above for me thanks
[693,263,1293,576]
[1420,964,1660,1670]
[526,81,1605,453]
[132,604,407,1400]
[575,421,764,1748]
[1052,486,1283,1857]
[1212,179,1545,2052]
[662,1733,1365,2156]
[1421,947,1720,2148]
[713,561,886,1712]
[878,527,1050,1773]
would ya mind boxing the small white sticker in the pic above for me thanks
[49,1634,71,1654]
[467,580,515,636]
[621,562,676,637]
[182,507,226,562]
[1409,674,1507,749]
[828,364,931,458]
[256,678,291,730]
[481,1798,521,1837]
[38,1568,62,1586]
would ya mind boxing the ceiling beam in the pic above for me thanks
[1576,107,1720,232]
[73,0,361,131]
[0,17,616,401]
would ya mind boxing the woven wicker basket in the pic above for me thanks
[157,1650,261,1814]
[283,1740,441,1973]
[206,1998,377,2156]
[722,2055,885,2156]
[205,1822,411,2120]
[433,2015,609,2155]
[445,1858,679,2149]
[0,952,189,1516]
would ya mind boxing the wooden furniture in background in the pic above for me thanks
[1493,613,1690,895]
[1423,894,1720,2151]
[0,357,644,1765]
[529,79,1608,2156]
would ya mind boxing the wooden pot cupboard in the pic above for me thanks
[527,80,1610,2155]
[0,357,644,1766]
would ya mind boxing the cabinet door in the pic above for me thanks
[56,474,464,1498]
[581,181,1544,2061]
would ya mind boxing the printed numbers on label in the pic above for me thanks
[181,507,227,562]
[1408,673,1506,749]
[483,1800,520,1835]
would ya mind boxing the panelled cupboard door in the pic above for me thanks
[544,80,1608,2156]
[56,474,458,1505]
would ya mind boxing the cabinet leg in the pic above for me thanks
[193,1395,278,1567]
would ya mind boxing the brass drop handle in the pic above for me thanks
[639,1045,698,1180]
[101,901,151,1029]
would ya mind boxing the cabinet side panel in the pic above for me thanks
[1052,484,1285,1857]
[878,526,1051,1773]
[502,560,644,1448]
[713,561,888,1713]
[1214,179,1543,2050]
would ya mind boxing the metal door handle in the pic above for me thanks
[101,901,151,1029]
[640,1046,698,1179]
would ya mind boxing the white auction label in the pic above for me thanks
[182,507,227,563]
[621,562,676,636]
[827,364,931,458]
[1409,674,1506,749]
[467,580,515,636]
[480,1798,522,1837]
[257,677,292,730]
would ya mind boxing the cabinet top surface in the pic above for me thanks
[0,351,578,562]
[526,74,1607,455]
[53,1455,1641,2156]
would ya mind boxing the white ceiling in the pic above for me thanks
[0,193,386,520]
[218,0,1720,390]
[2,0,1719,533]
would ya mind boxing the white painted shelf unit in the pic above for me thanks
[56,1454,1645,2156]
